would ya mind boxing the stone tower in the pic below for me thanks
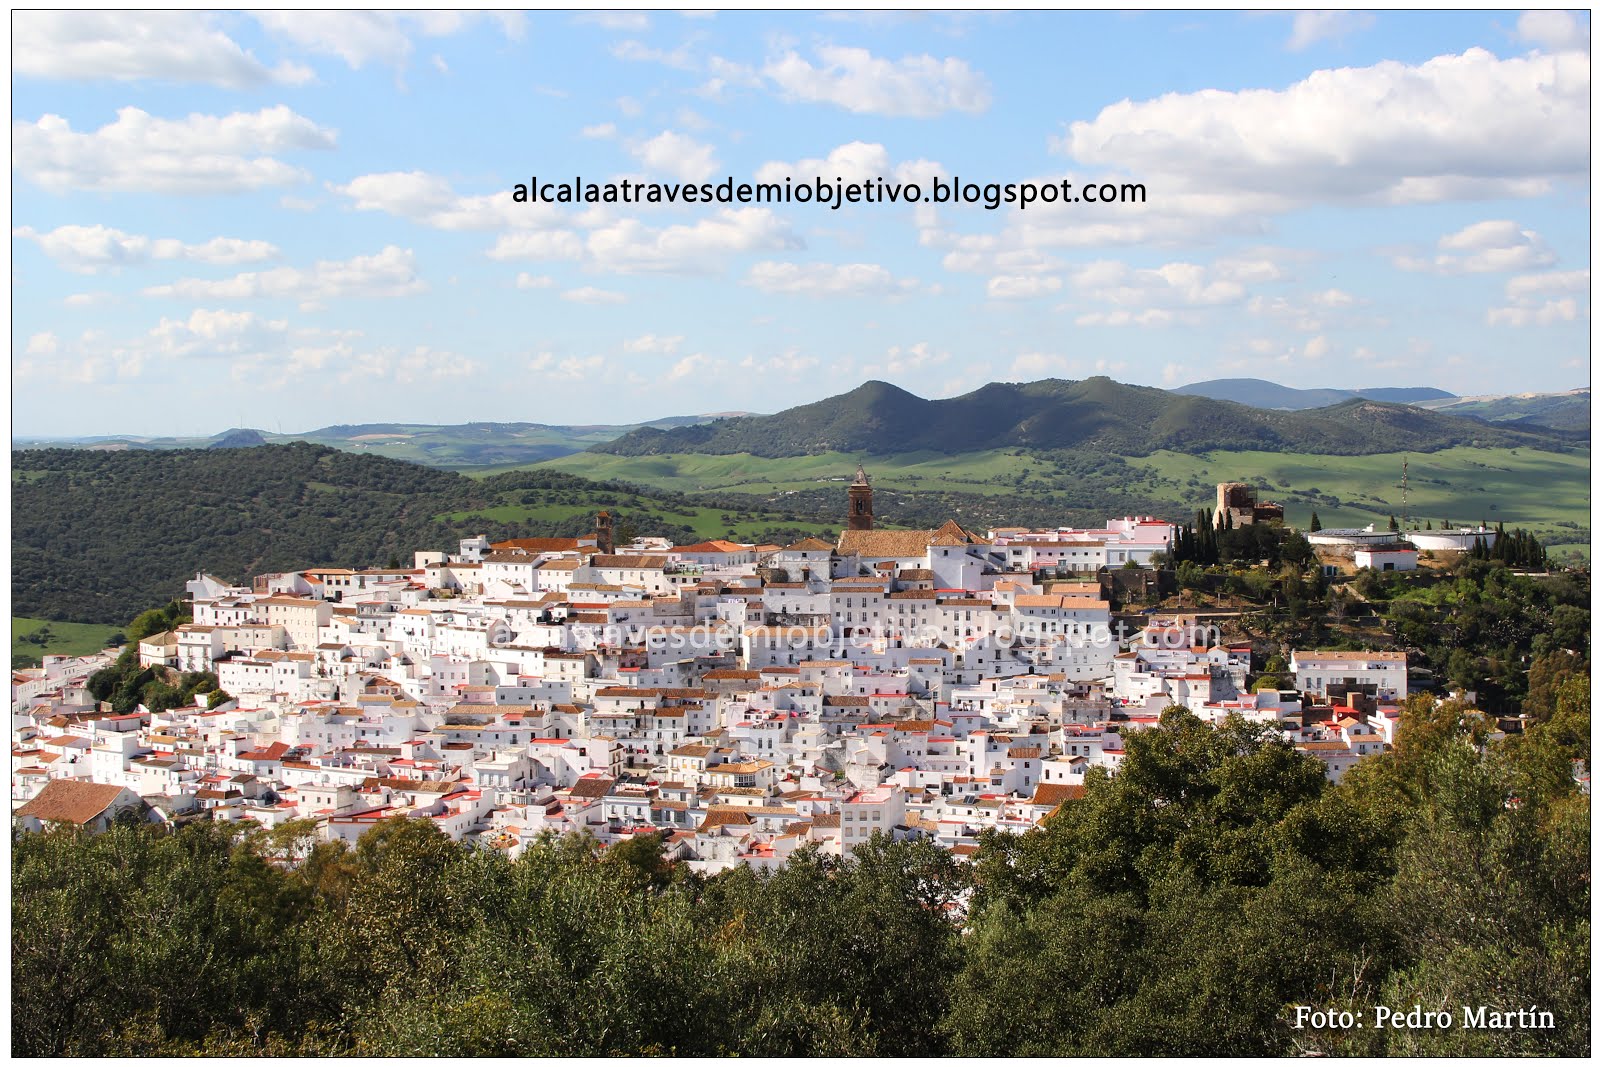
[594,510,615,554]
[847,465,874,531]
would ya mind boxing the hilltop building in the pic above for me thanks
[1215,482,1284,527]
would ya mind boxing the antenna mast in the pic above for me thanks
[1401,455,1409,529]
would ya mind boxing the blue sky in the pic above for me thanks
[10,9,1591,437]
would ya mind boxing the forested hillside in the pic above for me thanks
[12,691,1588,1056]
[594,377,1572,459]
[10,444,813,624]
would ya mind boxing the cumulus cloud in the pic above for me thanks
[623,333,684,354]
[1286,11,1375,51]
[486,230,587,261]
[1514,10,1589,52]
[530,351,608,377]
[14,105,336,193]
[762,45,992,117]
[252,10,523,71]
[629,130,719,182]
[1488,268,1590,326]
[332,170,565,231]
[339,345,479,385]
[744,261,918,297]
[14,224,278,273]
[754,140,938,187]
[144,246,424,301]
[1067,259,1251,308]
[666,353,711,381]
[1061,48,1587,211]
[585,208,801,274]
[514,273,554,289]
[986,274,1063,300]
[1393,219,1557,274]
[13,11,312,87]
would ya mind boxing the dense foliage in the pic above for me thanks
[596,377,1571,459]
[1359,558,1589,714]
[11,445,811,624]
[13,693,1588,1057]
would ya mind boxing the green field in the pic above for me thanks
[538,445,1590,553]
[540,448,1042,494]
[13,616,122,668]
[1139,447,1590,554]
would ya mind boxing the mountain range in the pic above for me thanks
[593,377,1577,459]
[1172,378,1455,409]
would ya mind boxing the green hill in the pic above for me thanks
[10,443,823,625]
[595,377,1569,459]
[1415,389,1590,434]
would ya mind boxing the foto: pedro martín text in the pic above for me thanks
[1292,1005,1557,1031]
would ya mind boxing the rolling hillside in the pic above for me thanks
[593,377,1571,459]
[12,412,754,471]
[10,443,821,626]
[1414,389,1590,433]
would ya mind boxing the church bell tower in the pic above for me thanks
[847,465,874,531]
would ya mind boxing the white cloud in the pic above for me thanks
[148,308,289,360]
[741,349,820,377]
[1514,10,1589,52]
[1066,260,1248,308]
[1505,269,1589,301]
[1486,299,1581,327]
[1303,335,1332,360]
[667,353,711,381]
[1010,352,1065,378]
[1073,309,1175,328]
[580,122,617,140]
[1060,47,1588,215]
[745,261,918,297]
[530,351,607,377]
[762,45,992,117]
[623,333,685,354]
[1394,219,1556,274]
[14,105,336,193]
[144,246,424,301]
[14,224,278,273]
[630,130,719,182]
[515,273,554,289]
[561,287,627,305]
[612,38,698,70]
[13,11,312,87]
[487,230,587,261]
[986,274,1063,300]
[252,11,519,71]
[332,171,564,231]
[586,208,801,274]
[575,12,652,32]
[754,141,946,197]
[339,345,478,385]
[1286,11,1376,51]
[881,342,949,374]
[1488,268,1590,326]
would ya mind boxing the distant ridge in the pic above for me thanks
[592,376,1569,460]
[1173,377,1455,409]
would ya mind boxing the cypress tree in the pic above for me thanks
[1308,511,1321,533]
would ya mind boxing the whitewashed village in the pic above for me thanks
[13,472,1425,870]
